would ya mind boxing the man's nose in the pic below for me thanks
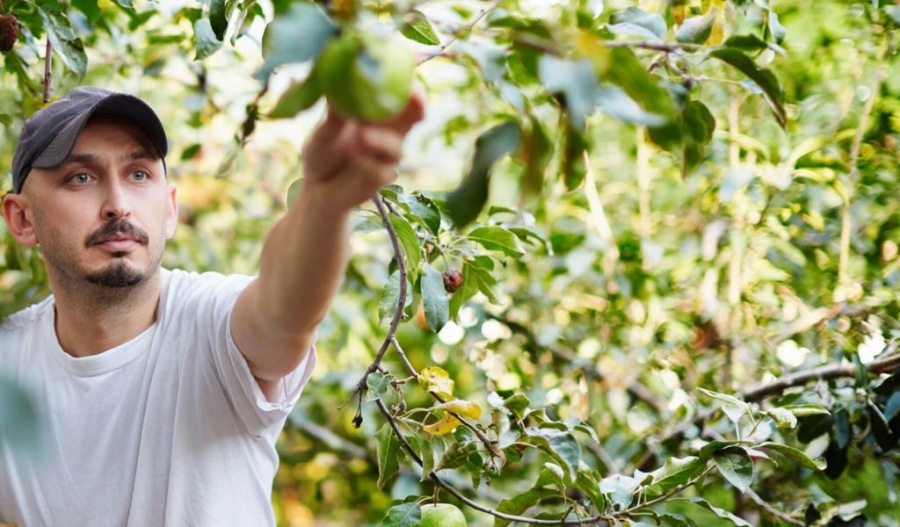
[100,179,132,220]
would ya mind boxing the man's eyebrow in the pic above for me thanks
[60,150,155,165]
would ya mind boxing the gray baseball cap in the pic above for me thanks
[10,86,168,194]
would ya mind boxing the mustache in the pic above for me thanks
[85,220,150,248]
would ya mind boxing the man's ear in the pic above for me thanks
[2,192,38,247]
[165,183,178,239]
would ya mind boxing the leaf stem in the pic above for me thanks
[418,0,503,65]
[43,37,52,103]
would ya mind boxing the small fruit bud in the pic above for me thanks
[443,268,463,293]
[0,14,19,53]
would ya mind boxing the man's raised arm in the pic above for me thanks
[231,96,425,398]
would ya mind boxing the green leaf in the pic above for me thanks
[680,100,716,176]
[194,18,223,60]
[659,513,699,527]
[520,116,554,199]
[116,0,134,7]
[760,442,827,470]
[37,7,88,79]
[467,226,524,257]
[596,86,668,127]
[268,70,322,118]
[763,407,798,429]
[379,503,420,527]
[504,394,531,420]
[782,404,830,418]
[683,497,753,527]
[605,47,675,129]
[436,440,479,471]
[448,262,479,319]
[575,463,607,510]
[675,10,716,44]
[526,428,581,481]
[378,271,413,323]
[419,437,436,481]
[0,376,39,453]
[561,122,589,191]
[376,424,401,490]
[447,121,520,228]
[713,447,754,492]
[468,263,499,303]
[698,440,748,462]
[72,0,103,22]
[708,47,785,127]
[421,263,450,332]
[723,34,769,52]
[538,56,597,126]
[697,388,749,424]
[608,7,666,40]
[649,456,706,494]
[259,3,338,78]
[887,6,900,24]
[366,371,393,402]
[209,0,228,41]
[389,215,421,281]
[398,194,441,236]
[599,474,640,510]
[494,488,557,527]
[400,10,440,46]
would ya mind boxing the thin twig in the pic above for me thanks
[418,0,503,65]
[390,337,418,378]
[43,37,52,102]
[356,195,408,393]
[838,59,883,292]
[745,487,804,526]
[582,151,619,278]
[621,467,714,515]
[374,399,611,526]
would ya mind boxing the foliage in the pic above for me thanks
[2,0,900,525]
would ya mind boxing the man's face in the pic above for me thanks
[4,115,177,289]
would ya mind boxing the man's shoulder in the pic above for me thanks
[0,296,53,335]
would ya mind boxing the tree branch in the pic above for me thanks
[355,195,408,395]
[374,398,611,525]
[43,37,52,103]
[743,353,900,403]
[745,487,804,526]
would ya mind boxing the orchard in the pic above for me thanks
[2,0,900,525]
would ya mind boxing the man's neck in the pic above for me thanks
[51,270,162,358]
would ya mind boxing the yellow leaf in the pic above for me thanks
[435,400,483,420]
[418,366,455,400]
[423,414,462,435]
[708,6,725,46]
[575,31,610,76]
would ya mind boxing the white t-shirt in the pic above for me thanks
[0,269,316,526]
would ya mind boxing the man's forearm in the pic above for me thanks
[254,184,353,340]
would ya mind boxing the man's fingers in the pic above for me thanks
[382,92,425,134]
[358,127,405,164]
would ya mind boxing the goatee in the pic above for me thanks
[85,260,146,288]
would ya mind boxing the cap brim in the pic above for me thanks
[31,94,168,169]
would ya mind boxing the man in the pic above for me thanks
[0,86,424,525]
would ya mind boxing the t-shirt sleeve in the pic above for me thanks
[169,271,317,437]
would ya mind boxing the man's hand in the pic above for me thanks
[300,93,426,210]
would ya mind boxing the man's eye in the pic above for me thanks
[131,171,148,182]
[72,173,90,184]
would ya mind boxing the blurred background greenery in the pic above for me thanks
[3,0,900,525]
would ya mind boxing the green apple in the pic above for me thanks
[420,503,467,527]
[317,31,415,122]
